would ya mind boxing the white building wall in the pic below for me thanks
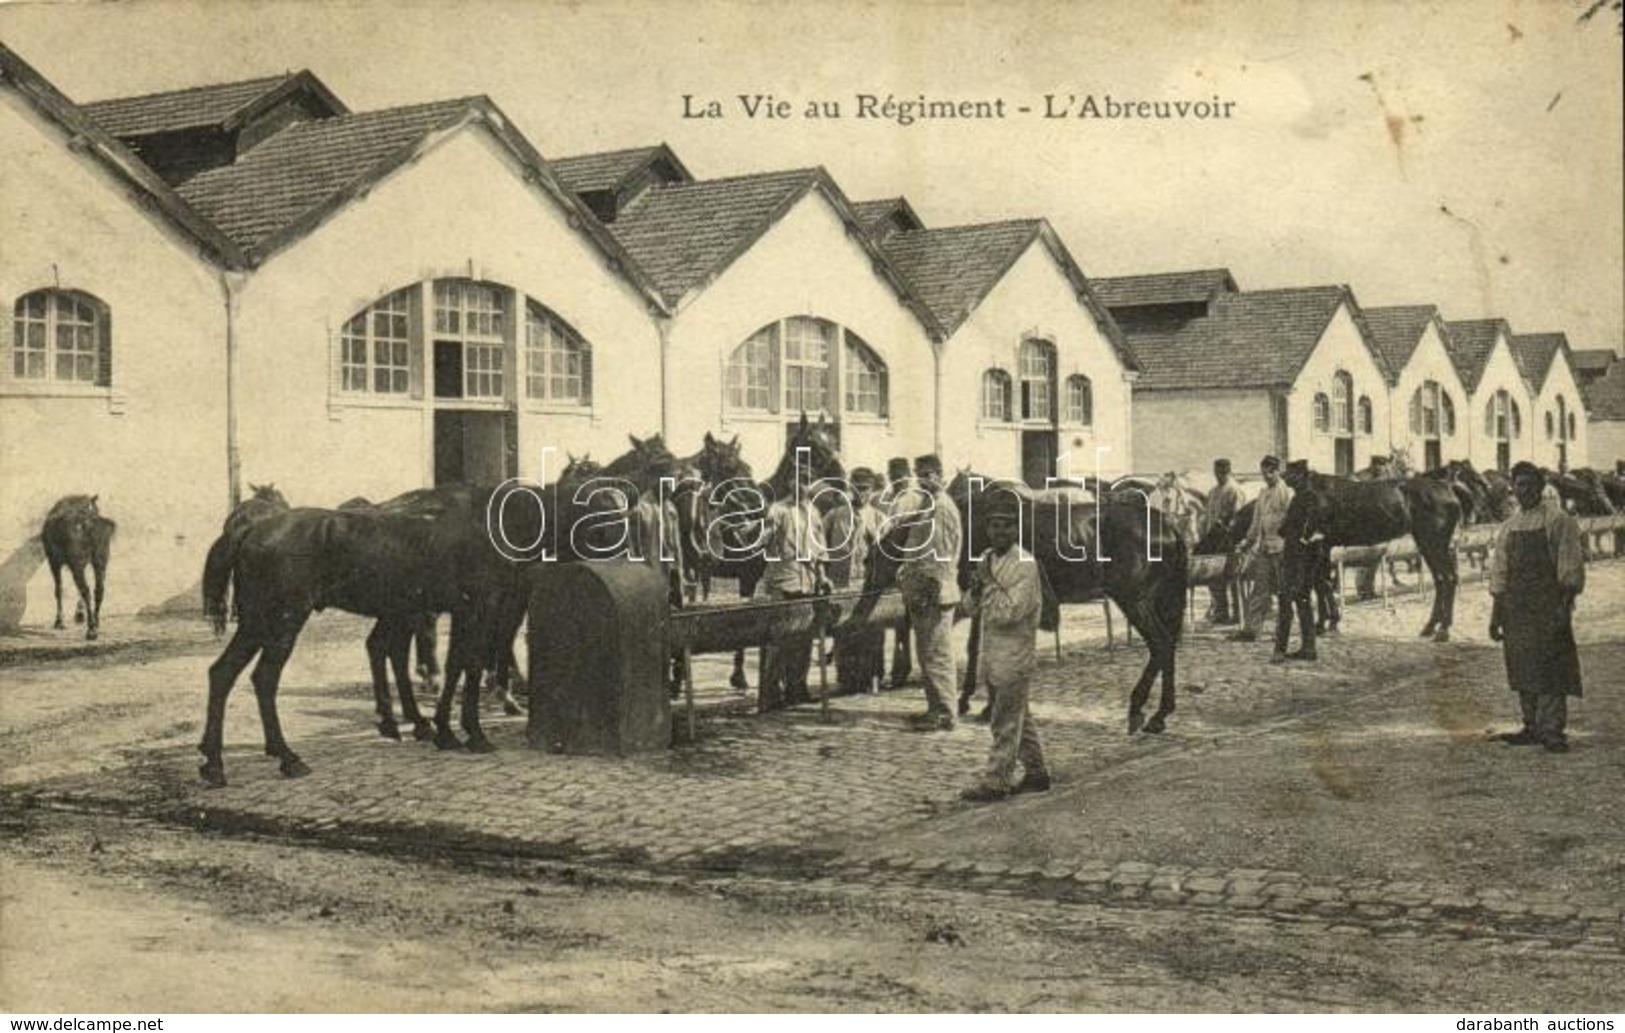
[1132,391,1276,476]
[1530,354,1589,470]
[232,127,661,506]
[1287,303,1393,471]
[0,91,227,623]
[1466,336,1534,472]
[1389,322,1471,467]
[664,193,934,481]
[938,243,1132,482]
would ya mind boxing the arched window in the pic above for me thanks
[1568,412,1578,440]
[724,316,886,419]
[1441,392,1456,436]
[1018,339,1056,422]
[1331,371,1354,434]
[1410,381,1445,437]
[1545,411,1556,440]
[1064,374,1093,426]
[1312,392,1330,432]
[525,301,590,406]
[844,333,887,417]
[982,369,1013,422]
[1556,396,1569,441]
[1486,390,1522,441]
[11,289,110,386]
[434,280,506,399]
[341,286,416,395]
[1357,395,1373,436]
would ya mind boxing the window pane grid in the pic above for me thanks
[525,307,588,405]
[1065,375,1092,425]
[983,370,1012,421]
[11,291,101,384]
[341,288,413,395]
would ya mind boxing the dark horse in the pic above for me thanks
[198,481,550,786]
[877,474,1187,735]
[1297,465,1463,641]
[42,495,116,641]
[205,483,290,634]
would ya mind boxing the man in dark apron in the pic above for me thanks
[1488,462,1586,752]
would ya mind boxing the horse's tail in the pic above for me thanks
[1448,482,1476,525]
[202,532,236,636]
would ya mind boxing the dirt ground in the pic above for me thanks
[2,567,1623,1013]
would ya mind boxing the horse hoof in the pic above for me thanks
[378,720,402,741]
[53,619,65,630]
[280,757,311,779]
[434,730,462,751]
[1128,711,1145,735]
[1144,715,1167,735]
[1433,628,1451,643]
[85,630,98,641]
[1419,624,1437,638]
[729,672,750,692]
[412,720,435,742]
[466,736,497,755]
[198,762,227,788]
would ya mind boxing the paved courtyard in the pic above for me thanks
[5,562,1623,958]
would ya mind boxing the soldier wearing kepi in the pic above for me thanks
[1229,455,1294,643]
[1203,457,1243,625]
[1274,460,1324,662]
[1489,462,1586,753]
[960,490,1050,801]
[879,456,917,689]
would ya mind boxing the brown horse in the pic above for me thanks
[42,495,115,641]
[1298,465,1463,641]
[204,483,290,635]
[873,473,1187,735]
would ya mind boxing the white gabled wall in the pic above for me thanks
[663,191,934,480]
[1466,333,1532,472]
[1530,352,1588,470]
[938,241,1131,481]
[232,126,660,505]
[1287,303,1392,471]
[1133,390,1276,476]
[0,90,227,622]
[1389,321,1471,467]
[1589,419,1625,469]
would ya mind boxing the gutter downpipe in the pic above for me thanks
[932,335,944,454]
[220,271,245,510]
[657,313,673,439]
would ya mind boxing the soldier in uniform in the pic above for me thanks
[896,454,963,731]
[1203,458,1243,624]
[759,460,828,709]
[959,491,1051,801]
[825,467,885,694]
[878,456,917,688]
[1275,460,1324,662]
[1229,455,1293,643]
[1489,462,1586,753]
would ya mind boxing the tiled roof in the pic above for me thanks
[604,168,827,306]
[1572,348,1617,376]
[1442,318,1512,393]
[177,98,477,254]
[1091,268,1238,309]
[1584,357,1625,421]
[1362,305,1440,379]
[879,221,1044,335]
[549,144,686,195]
[851,197,922,234]
[0,44,245,265]
[78,74,338,137]
[1122,286,1352,391]
[1508,332,1569,392]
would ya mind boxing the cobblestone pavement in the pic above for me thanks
[6,562,1623,956]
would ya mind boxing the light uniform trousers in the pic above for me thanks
[1518,692,1568,742]
[910,601,958,715]
[981,671,1044,788]
[1243,551,1284,633]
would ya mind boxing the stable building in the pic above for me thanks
[874,213,1136,485]
[1508,332,1588,471]
[1583,358,1625,468]
[1443,318,1534,473]
[1094,272,1393,477]
[1362,305,1470,471]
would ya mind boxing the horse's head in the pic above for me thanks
[559,453,603,485]
[1560,468,1617,516]
[249,483,290,508]
[694,432,753,487]
[786,412,844,484]
[46,494,101,530]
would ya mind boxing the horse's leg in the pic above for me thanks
[1417,535,1457,642]
[390,620,434,741]
[730,576,753,691]
[68,562,96,641]
[365,621,401,740]
[414,615,441,697]
[49,557,65,629]
[457,616,495,754]
[90,554,106,639]
[1126,651,1158,735]
[251,612,311,778]
[199,626,261,787]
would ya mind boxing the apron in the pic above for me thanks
[1502,528,1583,698]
